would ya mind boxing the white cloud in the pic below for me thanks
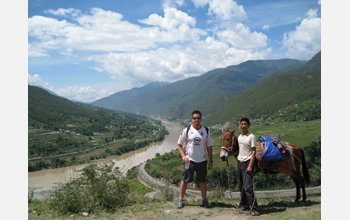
[89,67,104,72]
[59,48,74,56]
[139,7,196,30]
[28,74,54,90]
[262,25,270,31]
[282,9,321,60]
[28,73,113,103]
[192,0,210,8]
[55,86,111,103]
[162,0,185,8]
[217,23,268,50]
[191,0,269,51]
[28,7,208,57]
[85,36,271,86]
[44,8,81,18]
[28,43,50,57]
[207,0,247,21]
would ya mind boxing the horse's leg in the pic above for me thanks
[297,172,307,202]
[290,172,300,203]
[294,148,308,202]
[301,177,307,202]
[300,147,309,201]
[295,171,307,202]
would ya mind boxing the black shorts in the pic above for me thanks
[182,160,207,183]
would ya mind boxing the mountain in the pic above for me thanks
[257,51,320,85]
[91,81,169,110]
[204,51,321,126]
[28,85,151,129]
[295,51,321,74]
[29,85,89,126]
[113,59,305,118]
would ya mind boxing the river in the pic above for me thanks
[28,119,184,190]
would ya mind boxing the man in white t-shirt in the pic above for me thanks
[176,110,213,209]
[237,118,259,216]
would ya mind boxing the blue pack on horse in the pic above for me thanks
[219,128,310,202]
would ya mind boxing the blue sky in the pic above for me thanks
[27,0,321,103]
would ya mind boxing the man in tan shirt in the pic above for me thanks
[237,118,259,216]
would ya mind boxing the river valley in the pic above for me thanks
[28,119,184,190]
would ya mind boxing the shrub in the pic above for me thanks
[48,162,130,214]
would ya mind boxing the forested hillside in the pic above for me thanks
[28,85,168,171]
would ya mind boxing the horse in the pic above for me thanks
[219,128,310,202]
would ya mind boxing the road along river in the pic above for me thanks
[28,119,184,193]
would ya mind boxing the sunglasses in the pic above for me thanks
[192,117,201,120]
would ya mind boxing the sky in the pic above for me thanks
[27,0,321,103]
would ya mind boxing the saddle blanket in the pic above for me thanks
[256,142,296,175]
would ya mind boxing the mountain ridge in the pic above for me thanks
[91,81,169,110]
[113,58,306,118]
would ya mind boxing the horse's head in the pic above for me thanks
[220,128,239,161]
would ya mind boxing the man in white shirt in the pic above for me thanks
[237,118,259,216]
[176,110,213,209]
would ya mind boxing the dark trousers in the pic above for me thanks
[238,160,258,211]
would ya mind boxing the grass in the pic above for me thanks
[251,119,321,148]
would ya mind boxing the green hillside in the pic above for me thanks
[204,52,321,126]
[114,59,305,119]
[205,71,320,125]
[29,85,114,129]
[28,85,167,171]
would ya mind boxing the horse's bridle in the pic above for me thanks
[220,132,237,153]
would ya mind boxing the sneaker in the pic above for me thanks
[177,199,184,209]
[250,210,260,216]
[202,199,211,208]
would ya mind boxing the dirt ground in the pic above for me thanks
[28,196,321,220]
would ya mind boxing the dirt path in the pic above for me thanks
[28,196,321,219]
[111,197,321,220]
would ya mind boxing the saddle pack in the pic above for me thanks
[256,136,295,175]
[258,136,291,161]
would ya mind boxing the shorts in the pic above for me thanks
[182,160,207,183]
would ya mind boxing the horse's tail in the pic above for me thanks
[300,147,310,186]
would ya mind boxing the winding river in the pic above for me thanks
[28,119,184,189]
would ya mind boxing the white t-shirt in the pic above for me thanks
[237,133,256,162]
[177,125,213,163]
